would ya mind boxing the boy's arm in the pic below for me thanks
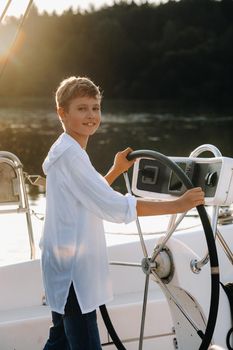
[105,166,122,186]
[105,147,135,186]
[136,188,205,216]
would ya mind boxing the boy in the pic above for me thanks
[41,76,204,350]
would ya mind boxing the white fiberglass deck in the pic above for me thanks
[0,198,233,349]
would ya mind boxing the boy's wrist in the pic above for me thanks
[111,165,122,177]
[174,197,186,213]
[105,166,122,186]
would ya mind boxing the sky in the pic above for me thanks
[0,0,166,18]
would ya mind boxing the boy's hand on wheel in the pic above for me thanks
[112,147,135,175]
[177,187,205,212]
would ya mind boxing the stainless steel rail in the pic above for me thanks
[0,151,35,259]
[190,144,221,273]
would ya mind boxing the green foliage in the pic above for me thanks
[0,0,233,106]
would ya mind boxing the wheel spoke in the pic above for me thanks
[123,172,148,258]
[151,270,202,335]
[110,261,141,267]
[139,274,150,350]
[151,212,187,263]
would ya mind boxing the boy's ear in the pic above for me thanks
[57,107,66,120]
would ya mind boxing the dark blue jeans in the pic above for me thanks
[43,284,102,350]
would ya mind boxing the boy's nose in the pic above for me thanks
[88,109,97,117]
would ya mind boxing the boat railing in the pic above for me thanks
[0,151,35,259]
[188,144,233,271]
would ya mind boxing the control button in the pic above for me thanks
[205,172,218,187]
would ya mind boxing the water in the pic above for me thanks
[0,101,232,264]
[0,101,232,198]
[0,196,46,265]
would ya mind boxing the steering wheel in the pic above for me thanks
[125,150,220,350]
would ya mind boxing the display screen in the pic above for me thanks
[168,162,186,192]
[141,166,159,185]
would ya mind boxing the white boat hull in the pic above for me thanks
[0,216,232,349]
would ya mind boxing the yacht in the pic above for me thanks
[0,144,233,350]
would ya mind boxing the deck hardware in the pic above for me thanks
[173,337,179,349]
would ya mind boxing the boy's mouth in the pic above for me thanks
[83,122,96,126]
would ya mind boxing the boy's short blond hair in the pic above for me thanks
[55,76,101,111]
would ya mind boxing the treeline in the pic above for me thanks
[0,0,233,107]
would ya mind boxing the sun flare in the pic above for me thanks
[0,0,163,19]
[0,0,30,19]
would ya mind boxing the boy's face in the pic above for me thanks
[59,95,101,140]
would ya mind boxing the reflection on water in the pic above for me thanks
[0,101,233,200]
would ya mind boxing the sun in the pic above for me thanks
[0,0,93,18]
[0,0,31,19]
[0,1,28,64]
[0,1,167,21]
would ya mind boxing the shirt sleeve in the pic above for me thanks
[62,150,137,224]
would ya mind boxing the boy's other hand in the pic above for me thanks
[177,187,205,212]
[113,147,135,175]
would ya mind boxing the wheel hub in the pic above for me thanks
[141,257,156,275]
[141,247,174,283]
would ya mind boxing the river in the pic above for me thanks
[0,100,232,199]
[0,101,232,265]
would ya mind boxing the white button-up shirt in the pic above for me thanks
[40,133,137,314]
